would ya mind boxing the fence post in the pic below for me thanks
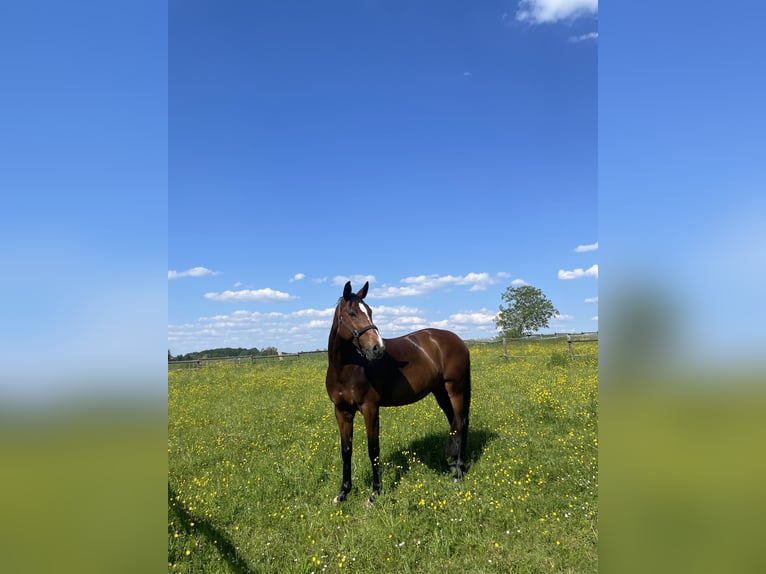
[567,335,574,360]
[503,337,508,361]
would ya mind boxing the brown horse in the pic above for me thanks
[325,281,471,504]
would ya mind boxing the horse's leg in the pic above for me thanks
[360,402,381,505]
[445,381,470,481]
[333,405,355,503]
[432,385,462,475]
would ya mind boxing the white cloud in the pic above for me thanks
[516,0,598,24]
[290,273,305,282]
[372,272,505,298]
[591,315,598,321]
[203,288,297,302]
[372,285,426,298]
[584,296,598,303]
[170,300,508,354]
[449,310,498,325]
[372,305,428,333]
[169,306,333,352]
[511,278,529,286]
[291,307,335,319]
[374,304,422,317]
[170,270,580,353]
[574,241,598,252]
[558,264,598,280]
[570,32,598,43]
[168,266,218,280]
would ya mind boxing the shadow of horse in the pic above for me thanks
[384,427,497,487]
[168,483,255,574]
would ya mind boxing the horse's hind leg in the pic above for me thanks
[432,384,464,479]
[455,368,472,478]
[447,391,469,480]
[441,369,471,480]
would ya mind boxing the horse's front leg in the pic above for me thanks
[360,403,381,505]
[333,406,355,504]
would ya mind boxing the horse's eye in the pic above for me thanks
[349,312,357,318]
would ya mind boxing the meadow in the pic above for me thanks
[168,338,598,573]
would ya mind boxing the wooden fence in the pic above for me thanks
[168,333,598,369]
[168,350,325,369]
[496,332,598,361]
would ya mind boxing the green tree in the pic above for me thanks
[495,284,559,338]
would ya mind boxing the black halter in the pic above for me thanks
[336,297,379,348]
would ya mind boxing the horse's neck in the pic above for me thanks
[327,315,343,364]
[328,322,357,369]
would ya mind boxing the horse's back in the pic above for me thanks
[384,328,470,377]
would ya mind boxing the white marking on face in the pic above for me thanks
[356,303,384,357]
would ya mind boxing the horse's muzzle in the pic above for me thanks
[362,341,385,361]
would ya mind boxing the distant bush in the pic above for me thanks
[169,346,280,361]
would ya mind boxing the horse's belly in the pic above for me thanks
[375,380,433,407]
[378,394,428,408]
[366,357,438,403]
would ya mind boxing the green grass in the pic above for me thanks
[168,338,598,573]
[1,404,166,574]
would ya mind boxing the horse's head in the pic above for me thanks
[336,281,385,361]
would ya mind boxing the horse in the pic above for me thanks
[325,281,472,504]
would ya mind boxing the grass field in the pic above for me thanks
[168,338,598,573]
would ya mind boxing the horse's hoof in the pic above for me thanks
[366,495,376,509]
[333,493,346,504]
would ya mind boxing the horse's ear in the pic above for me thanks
[357,281,369,299]
[343,281,353,300]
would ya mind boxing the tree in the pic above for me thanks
[495,284,559,338]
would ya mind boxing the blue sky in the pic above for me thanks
[3,0,762,402]
[169,1,599,354]
[600,0,766,367]
[1,1,167,399]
